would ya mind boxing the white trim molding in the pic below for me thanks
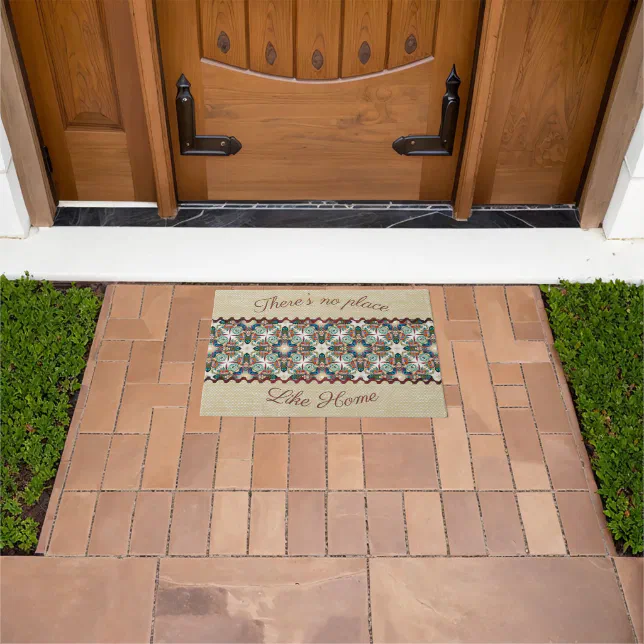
[0,118,30,239]
[603,108,644,239]
[0,226,642,284]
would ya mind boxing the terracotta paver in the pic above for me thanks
[168,491,212,555]
[367,492,407,555]
[248,491,285,554]
[22,283,633,643]
[404,491,447,555]
[88,491,136,555]
[443,491,486,555]
[129,491,172,555]
[177,433,218,489]
[252,434,288,489]
[328,492,367,555]
[289,433,326,488]
[103,434,146,489]
[328,434,364,489]
[287,491,326,554]
[364,435,437,489]
[210,491,249,554]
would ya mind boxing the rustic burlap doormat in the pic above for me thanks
[200,289,446,417]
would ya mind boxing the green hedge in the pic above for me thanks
[1,275,101,553]
[542,280,643,554]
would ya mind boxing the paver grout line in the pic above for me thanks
[49,486,595,493]
[400,490,411,556]
[609,556,640,643]
[474,285,530,555]
[360,419,372,558]
[520,361,571,556]
[324,417,329,556]
[149,558,161,644]
[247,417,258,555]
[38,551,609,559]
[365,557,374,644]
[207,427,222,555]
[285,417,292,555]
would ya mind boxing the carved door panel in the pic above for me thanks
[9,0,155,201]
[157,0,480,201]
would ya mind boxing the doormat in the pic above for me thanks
[200,289,447,418]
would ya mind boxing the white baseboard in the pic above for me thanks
[0,226,642,284]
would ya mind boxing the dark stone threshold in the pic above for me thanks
[53,202,580,229]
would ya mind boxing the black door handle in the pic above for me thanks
[392,65,461,156]
[175,74,242,156]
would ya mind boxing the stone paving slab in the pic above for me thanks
[0,557,156,643]
[370,557,635,643]
[154,558,369,643]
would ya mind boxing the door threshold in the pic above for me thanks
[53,202,580,229]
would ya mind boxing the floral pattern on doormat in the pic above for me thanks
[205,318,441,384]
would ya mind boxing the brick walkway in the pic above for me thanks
[2,285,642,643]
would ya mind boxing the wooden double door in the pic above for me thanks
[157,0,480,201]
[9,0,632,207]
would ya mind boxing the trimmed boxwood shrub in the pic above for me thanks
[1,275,101,553]
[542,280,643,554]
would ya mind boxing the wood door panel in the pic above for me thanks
[37,0,121,128]
[474,0,630,204]
[155,0,207,200]
[9,0,154,201]
[341,0,390,77]
[248,0,294,77]
[65,130,135,200]
[201,0,248,69]
[201,60,437,200]
[296,0,342,79]
[388,0,438,69]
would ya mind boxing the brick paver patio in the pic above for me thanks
[2,284,642,643]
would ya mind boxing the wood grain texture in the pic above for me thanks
[387,0,438,69]
[295,0,342,79]
[1,4,56,226]
[248,0,294,77]
[129,0,177,215]
[9,0,78,199]
[341,0,390,77]
[419,0,480,201]
[579,0,643,228]
[201,59,434,199]
[37,0,121,128]
[453,0,508,219]
[65,129,135,199]
[201,0,248,69]
[474,0,629,205]
[155,0,207,201]
[104,0,155,201]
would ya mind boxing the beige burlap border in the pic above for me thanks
[200,289,446,418]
